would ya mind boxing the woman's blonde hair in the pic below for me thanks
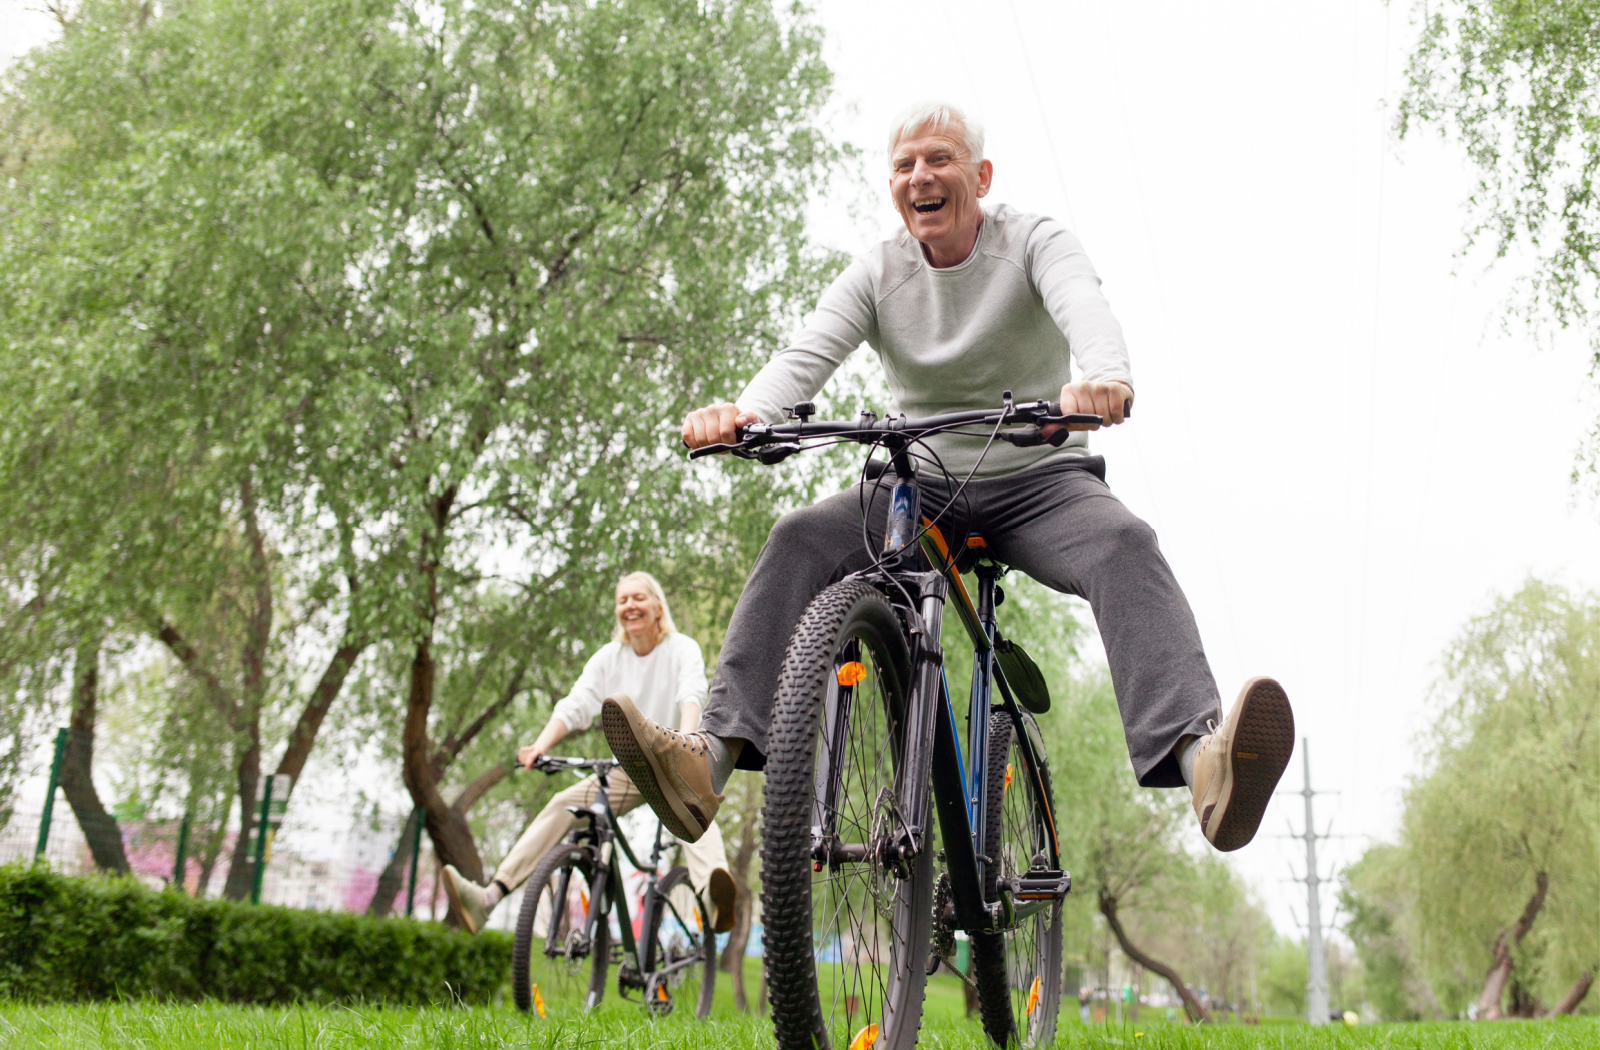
[611,571,678,645]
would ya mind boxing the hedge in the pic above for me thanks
[0,864,510,1004]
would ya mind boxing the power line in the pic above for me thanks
[1003,0,1079,231]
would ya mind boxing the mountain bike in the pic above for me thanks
[690,393,1110,1049]
[510,755,717,1019]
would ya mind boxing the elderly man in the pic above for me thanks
[603,102,1294,853]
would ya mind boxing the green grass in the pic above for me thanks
[0,1000,1594,1049]
[1,961,1594,1050]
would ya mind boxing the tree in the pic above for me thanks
[1056,668,1210,1024]
[1341,844,1437,1020]
[1349,579,1600,1018]
[1398,1,1600,344]
[2,0,841,892]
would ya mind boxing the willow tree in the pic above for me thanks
[1402,579,1599,1018]
[1399,1,1600,339]
[3,0,838,887]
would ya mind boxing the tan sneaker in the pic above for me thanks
[1191,677,1295,852]
[601,692,723,843]
[441,863,488,934]
[708,868,737,934]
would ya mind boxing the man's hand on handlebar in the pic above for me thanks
[683,402,759,450]
[1045,381,1132,438]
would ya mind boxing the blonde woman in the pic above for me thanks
[442,572,736,935]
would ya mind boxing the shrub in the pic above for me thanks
[0,865,509,1004]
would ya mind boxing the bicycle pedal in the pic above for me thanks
[1003,868,1072,901]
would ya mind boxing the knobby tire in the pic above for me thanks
[970,711,1063,1047]
[761,579,932,1050]
[512,842,609,1015]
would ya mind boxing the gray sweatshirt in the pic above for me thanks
[738,203,1133,479]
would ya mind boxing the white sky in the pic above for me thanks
[801,0,1600,938]
[6,0,1599,939]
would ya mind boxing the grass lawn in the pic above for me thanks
[2,962,1595,1049]
[1,1000,1595,1049]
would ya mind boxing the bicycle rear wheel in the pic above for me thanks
[762,579,931,1050]
[971,710,1063,1047]
[512,842,610,1016]
[644,865,717,1019]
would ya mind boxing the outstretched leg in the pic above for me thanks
[974,461,1293,850]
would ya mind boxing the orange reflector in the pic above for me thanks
[580,889,589,912]
[1004,763,1012,792]
[533,983,546,1018]
[1026,975,1040,1016]
[836,661,867,687]
[693,907,702,931]
[848,1023,879,1050]
[657,984,669,1001]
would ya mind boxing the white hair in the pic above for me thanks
[887,102,986,166]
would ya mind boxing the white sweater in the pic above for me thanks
[738,204,1133,479]
[550,632,709,734]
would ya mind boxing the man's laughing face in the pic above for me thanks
[889,122,992,265]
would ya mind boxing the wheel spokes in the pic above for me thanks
[812,642,910,1047]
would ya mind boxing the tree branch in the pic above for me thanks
[156,620,235,725]
[1098,888,1209,1023]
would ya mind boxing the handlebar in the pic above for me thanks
[516,754,621,776]
[687,395,1129,463]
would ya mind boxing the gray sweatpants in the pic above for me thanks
[698,457,1221,788]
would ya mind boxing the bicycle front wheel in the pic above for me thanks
[512,842,610,1016]
[762,579,931,1050]
[971,710,1063,1047]
[644,865,717,1019]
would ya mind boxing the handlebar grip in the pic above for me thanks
[1046,400,1132,422]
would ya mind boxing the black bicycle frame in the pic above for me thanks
[865,450,1063,934]
[546,765,708,998]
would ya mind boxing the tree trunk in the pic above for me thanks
[964,947,980,1017]
[195,784,233,898]
[402,640,485,886]
[59,641,130,873]
[220,726,264,901]
[1547,969,1594,1016]
[1475,870,1549,1020]
[275,641,364,785]
[368,807,422,918]
[451,763,509,816]
[719,790,760,1011]
[1098,888,1209,1023]
[371,664,523,918]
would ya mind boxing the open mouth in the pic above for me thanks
[912,197,946,214]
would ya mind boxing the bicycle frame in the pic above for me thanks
[692,393,1092,937]
[546,765,709,1001]
[837,445,1067,935]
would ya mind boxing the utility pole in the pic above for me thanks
[1299,737,1329,1026]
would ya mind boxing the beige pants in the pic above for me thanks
[493,770,729,900]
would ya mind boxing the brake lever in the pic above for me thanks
[687,442,738,460]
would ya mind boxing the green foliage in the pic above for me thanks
[0,864,508,1004]
[1341,844,1434,1020]
[1405,579,1599,1014]
[0,0,843,867]
[1398,1,1600,339]
[1341,578,1599,1017]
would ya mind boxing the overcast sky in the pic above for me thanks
[7,0,1599,938]
[801,0,1600,936]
